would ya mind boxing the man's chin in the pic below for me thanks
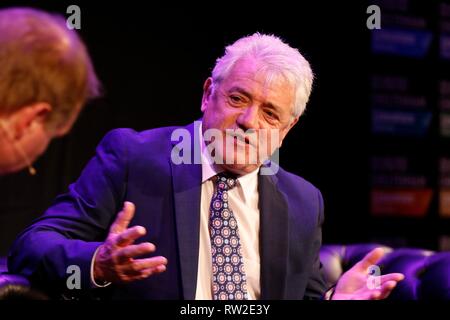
[218,163,260,176]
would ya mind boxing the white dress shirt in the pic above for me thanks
[195,123,261,300]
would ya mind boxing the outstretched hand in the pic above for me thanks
[332,247,405,300]
[93,202,168,284]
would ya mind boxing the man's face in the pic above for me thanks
[201,57,299,175]
[0,102,81,175]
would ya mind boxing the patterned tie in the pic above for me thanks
[209,172,248,300]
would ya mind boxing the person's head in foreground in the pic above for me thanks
[0,7,100,175]
[201,33,312,175]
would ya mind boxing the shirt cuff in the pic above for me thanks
[90,246,112,288]
[323,285,336,300]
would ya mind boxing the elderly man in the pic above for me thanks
[8,33,403,300]
[0,7,100,176]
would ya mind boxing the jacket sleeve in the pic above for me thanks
[304,188,328,299]
[7,129,130,296]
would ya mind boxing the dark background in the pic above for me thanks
[1,1,446,256]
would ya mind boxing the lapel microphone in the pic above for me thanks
[0,119,37,176]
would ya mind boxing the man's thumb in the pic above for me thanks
[109,201,135,234]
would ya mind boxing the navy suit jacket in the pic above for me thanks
[8,121,327,299]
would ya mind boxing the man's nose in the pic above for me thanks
[237,105,259,130]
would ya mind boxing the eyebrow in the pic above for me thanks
[227,86,282,113]
[227,86,252,98]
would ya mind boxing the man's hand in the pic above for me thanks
[93,201,168,283]
[332,247,405,300]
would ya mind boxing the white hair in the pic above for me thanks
[211,33,314,118]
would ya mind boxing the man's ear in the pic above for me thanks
[288,116,300,130]
[10,102,52,140]
[201,78,213,112]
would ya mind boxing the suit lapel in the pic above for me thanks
[170,122,202,300]
[259,172,289,299]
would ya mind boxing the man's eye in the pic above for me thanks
[265,110,277,119]
[230,95,244,103]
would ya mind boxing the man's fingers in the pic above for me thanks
[137,264,167,279]
[110,202,136,234]
[154,264,167,273]
[375,280,398,300]
[131,256,168,271]
[115,242,155,263]
[380,273,405,283]
[121,256,168,277]
[366,280,399,300]
[131,264,168,280]
[368,291,382,300]
[356,247,387,270]
[115,225,146,247]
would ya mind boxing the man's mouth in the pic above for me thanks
[234,135,252,146]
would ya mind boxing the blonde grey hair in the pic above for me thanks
[211,33,313,118]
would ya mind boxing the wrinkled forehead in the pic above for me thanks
[225,57,291,84]
[221,57,295,110]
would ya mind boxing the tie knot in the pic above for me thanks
[215,172,237,191]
